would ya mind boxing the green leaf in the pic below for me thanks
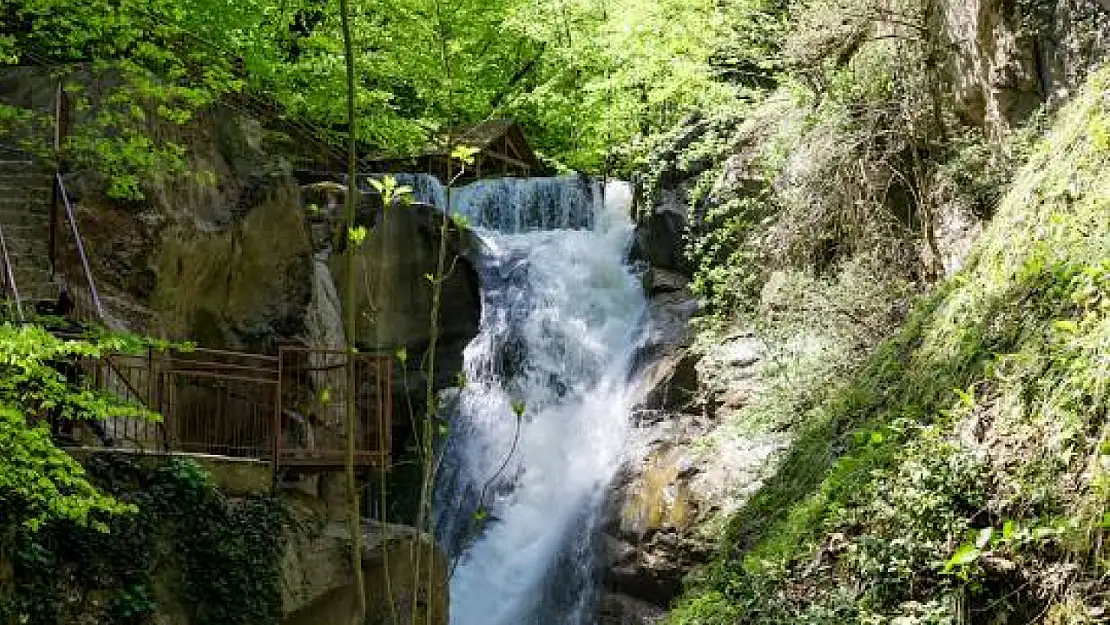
[1052,320,1079,334]
[943,544,981,573]
[451,144,480,165]
[347,226,368,245]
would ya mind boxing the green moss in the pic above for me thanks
[670,68,1110,624]
[0,456,286,625]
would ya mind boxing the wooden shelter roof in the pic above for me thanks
[366,119,542,178]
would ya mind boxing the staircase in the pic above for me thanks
[0,157,57,305]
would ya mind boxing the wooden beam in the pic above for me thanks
[482,149,530,172]
[504,133,523,162]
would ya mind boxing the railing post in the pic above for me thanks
[0,226,24,322]
[272,348,283,483]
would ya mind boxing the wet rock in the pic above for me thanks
[639,349,701,412]
[644,268,689,296]
[281,494,449,625]
[603,323,790,614]
[599,592,668,625]
[630,208,689,275]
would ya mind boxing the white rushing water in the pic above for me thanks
[412,175,647,624]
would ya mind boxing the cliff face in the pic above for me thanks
[944,0,1109,131]
[607,2,1109,623]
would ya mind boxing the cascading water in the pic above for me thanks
[417,174,648,624]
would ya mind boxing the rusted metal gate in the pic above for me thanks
[84,346,393,474]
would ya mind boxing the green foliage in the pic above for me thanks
[670,68,1110,624]
[1,456,286,625]
[1,0,292,198]
[711,255,919,432]
[2,0,787,187]
[0,324,159,532]
[0,406,131,533]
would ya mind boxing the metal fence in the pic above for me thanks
[82,346,393,474]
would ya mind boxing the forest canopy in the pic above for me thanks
[0,0,782,174]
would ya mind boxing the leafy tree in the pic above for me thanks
[0,324,157,532]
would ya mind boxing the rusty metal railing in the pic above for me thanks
[0,223,25,321]
[277,347,393,471]
[82,346,393,474]
[53,172,106,322]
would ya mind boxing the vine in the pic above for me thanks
[0,456,286,625]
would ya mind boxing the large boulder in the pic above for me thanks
[281,477,449,625]
[332,200,481,393]
[281,510,449,625]
[630,203,689,276]
[602,326,788,622]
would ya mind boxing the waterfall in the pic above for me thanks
[304,251,346,354]
[422,176,647,624]
[392,173,597,231]
[301,244,347,435]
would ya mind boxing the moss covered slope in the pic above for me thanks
[671,68,1110,624]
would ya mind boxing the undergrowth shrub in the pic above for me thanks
[1,456,286,625]
[712,254,918,432]
[669,67,1110,625]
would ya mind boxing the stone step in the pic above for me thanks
[0,217,51,230]
[5,242,50,256]
[0,196,52,208]
[2,248,48,261]
[0,199,51,209]
[0,207,52,221]
[0,168,44,180]
[0,223,50,235]
[11,260,52,273]
[0,181,53,191]
[0,160,46,171]
[10,271,54,288]
[0,193,53,205]
[11,287,60,306]
[0,170,53,180]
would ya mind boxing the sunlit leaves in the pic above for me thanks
[450,144,480,165]
[0,325,167,533]
[369,175,413,206]
[347,225,369,246]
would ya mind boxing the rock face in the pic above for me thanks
[600,273,788,622]
[630,208,689,276]
[281,494,449,625]
[942,0,1109,131]
[62,108,481,465]
[332,199,481,394]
